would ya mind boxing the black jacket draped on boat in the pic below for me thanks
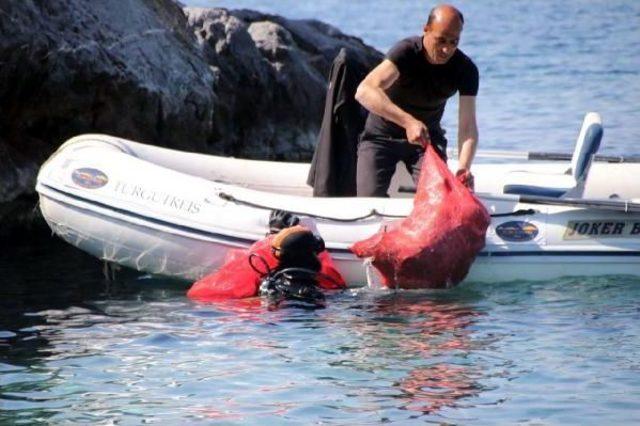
[307,48,369,197]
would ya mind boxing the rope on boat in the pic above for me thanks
[217,192,536,221]
[218,192,405,221]
[490,209,537,218]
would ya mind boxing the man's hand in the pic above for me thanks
[455,169,475,191]
[405,118,430,147]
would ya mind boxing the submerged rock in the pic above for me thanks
[0,0,381,209]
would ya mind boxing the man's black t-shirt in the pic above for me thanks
[361,36,479,147]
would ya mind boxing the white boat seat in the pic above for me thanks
[503,112,603,198]
[502,172,576,198]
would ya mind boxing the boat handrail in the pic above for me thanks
[448,148,640,163]
[217,191,404,222]
[398,185,640,213]
[216,191,536,221]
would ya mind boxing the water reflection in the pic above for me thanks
[185,289,491,420]
[0,232,187,365]
[2,231,500,424]
[369,291,485,416]
[0,234,103,365]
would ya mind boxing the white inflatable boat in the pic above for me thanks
[36,113,640,285]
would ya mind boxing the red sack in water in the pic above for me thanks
[187,238,277,301]
[350,144,490,289]
[188,230,346,302]
[317,251,347,289]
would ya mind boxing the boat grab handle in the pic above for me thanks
[217,192,405,222]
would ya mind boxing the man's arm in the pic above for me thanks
[457,95,478,171]
[354,60,429,145]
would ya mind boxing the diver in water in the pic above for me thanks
[188,209,345,306]
[256,211,330,308]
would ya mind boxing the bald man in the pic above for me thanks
[355,4,478,196]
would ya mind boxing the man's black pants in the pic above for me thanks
[356,138,447,197]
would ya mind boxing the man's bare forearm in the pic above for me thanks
[356,83,430,145]
[457,95,478,170]
[355,85,415,129]
[457,135,477,170]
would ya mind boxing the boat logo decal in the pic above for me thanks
[71,168,109,189]
[495,221,539,242]
[564,220,640,240]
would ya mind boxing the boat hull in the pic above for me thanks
[36,134,640,285]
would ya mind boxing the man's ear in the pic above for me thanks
[423,23,430,33]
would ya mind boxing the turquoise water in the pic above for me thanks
[2,236,640,424]
[3,1,640,424]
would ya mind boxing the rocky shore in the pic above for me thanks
[0,0,381,232]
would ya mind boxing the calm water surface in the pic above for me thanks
[2,235,640,424]
[3,0,640,424]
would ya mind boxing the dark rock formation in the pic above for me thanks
[184,8,381,159]
[0,0,216,204]
[0,0,381,208]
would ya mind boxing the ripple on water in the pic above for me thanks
[2,274,640,424]
[3,1,640,420]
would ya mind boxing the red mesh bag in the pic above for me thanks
[351,144,491,289]
[187,238,277,301]
[188,230,346,302]
[317,251,346,289]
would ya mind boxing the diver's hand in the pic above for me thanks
[268,209,300,234]
[404,118,430,148]
[455,169,475,191]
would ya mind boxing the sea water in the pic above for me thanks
[2,235,640,424]
[2,0,640,424]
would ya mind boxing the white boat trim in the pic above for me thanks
[36,134,640,285]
